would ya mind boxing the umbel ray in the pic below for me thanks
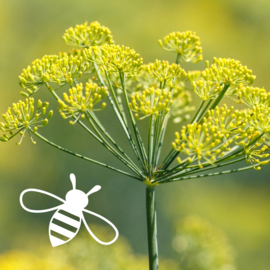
[20,173,119,247]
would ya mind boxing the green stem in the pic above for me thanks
[209,84,230,111]
[156,156,246,183]
[94,63,146,173]
[30,129,140,180]
[153,114,167,169]
[175,53,181,64]
[146,186,159,270]
[88,111,142,176]
[85,112,143,177]
[119,71,148,169]
[148,114,155,178]
[190,100,205,124]
[160,164,259,183]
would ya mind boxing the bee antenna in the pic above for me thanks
[87,185,101,196]
[70,173,76,189]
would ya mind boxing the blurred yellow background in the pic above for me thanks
[1,0,270,269]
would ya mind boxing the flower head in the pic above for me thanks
[19,55,90,96]
[129,88,173,119]
[19,55,58,96]
[49,55,90,86]
[248,105,270,133]
[202,58,255,96]
[84,44,143,74]
[237,86,270,107]
[58,83,108,124]
[158,31,203,63]
[145,60,187,87]
[172,106,252,167]
[192,79,223,100]
[63,21,114,48]
[0,98,52,145]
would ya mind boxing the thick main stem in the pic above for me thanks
[146,186,159,270]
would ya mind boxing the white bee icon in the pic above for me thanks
[20,173,119,247]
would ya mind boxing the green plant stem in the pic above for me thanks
[88,111,142,176]
[209,84,230,111]
[148,114,155,178]
[94,63,146,174]
[156,156,246,183]
[85,112,143,177]
[160,164,261,183]
[146,186,159,270]
[29,128,140,180]
[190,100,205,123]
[119,71,148,170]
[175,53,181,64]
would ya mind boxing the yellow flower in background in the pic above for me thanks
[159,31,203,63]
[63,21,114,48]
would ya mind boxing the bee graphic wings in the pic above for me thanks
[82,208,119,245]
[20,188,65,213]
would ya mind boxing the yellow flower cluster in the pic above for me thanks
[201,58,255,96]
[238,86,270,108]
[58,82,108,124]
[84,44,143,74]
[145,60,187,87]
[192,80,223,100]
[0,98,52,144]
[248,105,270,133]
[172,105,253,167]
[19,55,90,96]
[158,31,203,63]
[129,88,173,119]
[63,21,114,48]
[204,105,248,135]
[49,55,90,86]
[19,55,58,96]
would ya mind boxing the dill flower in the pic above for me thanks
[158,31,203,63]
[145,60,187,87]
[204,105,248,135]
[202,58,256,96]
[63,21,114,48]
[172,106,251,167]
[84,44,143,74]
[172,123,235,168]
[243,142,269,169]
[19,55,90,96]
[58,82,108,124]
[247,105,270,133]
[238,86,270,107]
[192,79,223,100]
[19,55,58,96]
[129,88,173,119]
[49,55,90,86]
[0,98,52,145]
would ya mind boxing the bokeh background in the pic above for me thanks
[1,0,270,269]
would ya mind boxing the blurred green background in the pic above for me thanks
[1,0,270,269]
